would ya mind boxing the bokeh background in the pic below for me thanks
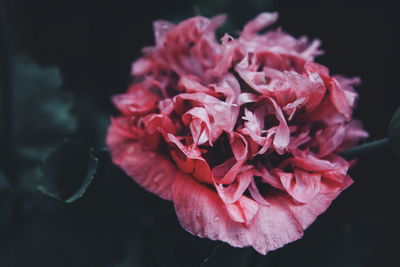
[1,0,399,266]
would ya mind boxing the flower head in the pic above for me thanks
[107,13,368,254]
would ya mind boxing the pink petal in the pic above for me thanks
[167,133,212,183]
[283,178,352,229]
[178,74,220,97]
[107,124,176,200]
[173,173,339,254]
[248,179,271,206]
[315,123,346,157]
[279,169,321,203]
[142,113,176,135]
[153,20,174,47]
[112,84,159,116]
[215,169,253,204]
[284,71,325,112]
[333,75,361,109]
[241,12,279,37]
[266,97,290,154]
[282,151,337,172]
[225,196,259,225]
[174,93,239,141]
[212,158,244,185]
[238,93,258,105]
[182,107,212,145]
[283,97,305,120]
[258,167,284,190]
[329,78,352,119]
[229,131,249,161]
[110,117,139,140]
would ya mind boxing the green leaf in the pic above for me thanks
[388,107,400,156]
[37,141,98,203]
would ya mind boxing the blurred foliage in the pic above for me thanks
[389,107,400,156]
[12,56,77,189]
[38,141,98,203]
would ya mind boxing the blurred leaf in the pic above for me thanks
[0,170,10,190]
[12,56,77,150]
[388,107,400,156]
[10,56,78,190]
[72,93,109,150]
[0,170,13,248]
[37,141,98,203]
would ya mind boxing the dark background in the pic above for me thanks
[1,0,399,266]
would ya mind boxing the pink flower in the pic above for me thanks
[107,13,368,254]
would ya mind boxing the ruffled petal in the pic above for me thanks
[182,107,212,145]
[112,84,159,115]
[266,97,290,154]
[108,12,367,255]
[167,133,212,183]
[173,173,345,254]
[215,169,253,204]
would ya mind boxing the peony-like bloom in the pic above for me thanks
[107,13,368,254]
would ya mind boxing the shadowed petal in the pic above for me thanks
[107,124,176,200]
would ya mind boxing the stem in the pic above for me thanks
[0,0,13,179]
[339,138,390,160]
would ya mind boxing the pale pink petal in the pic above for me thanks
[182,107,212,145]
[282,151,338,172]
[178,74,220,97]
[225,196,259,225]
[238,92,258,105]
[315,123,346,157]
[153,20,174,47]
[266,97,290,154]
[333,75,360,109]
[175,93,239,141]
[215,170,253,204]
[279,169,321,203]
[229,132,248,161]
[329,78,352,119]
[248,179,271,206]
[283,97,305,120]
[284,71,325,112]
[241,12,279,37]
